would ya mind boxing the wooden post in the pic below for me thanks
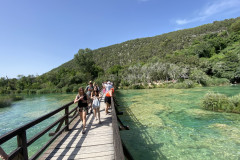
[65,106,69,131]
[17,131,28,160]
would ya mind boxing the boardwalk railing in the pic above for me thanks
[111,97,125,160]
[0,93,132,160]
[0,101,78,160]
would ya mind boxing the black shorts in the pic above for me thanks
[79,106,88,112]
[105,96,111,104]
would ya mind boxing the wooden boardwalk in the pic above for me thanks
[40,98,114,160]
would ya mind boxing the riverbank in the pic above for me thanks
[119,78,231,90]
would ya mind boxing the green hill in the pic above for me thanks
[51,17,239,72]
[1,17,240,94]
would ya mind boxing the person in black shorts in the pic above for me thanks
[104,88,114,115]
[74,87,89,134]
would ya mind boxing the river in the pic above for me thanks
[116,85,240,160]
[0,93,76,158]
[1,86,240,159]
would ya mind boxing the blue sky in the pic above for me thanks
[0,0,240,78]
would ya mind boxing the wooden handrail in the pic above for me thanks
[1,89,132,160]
[0,101,77,160]
[111,96,125,160]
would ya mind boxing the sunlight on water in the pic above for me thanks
[117,85,240,160]
[0,93,76,158]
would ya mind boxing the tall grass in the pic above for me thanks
[201,92,240,113]
[0,95,24,108]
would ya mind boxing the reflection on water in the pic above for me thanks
[117,85,240,160]
[0,93,75,157]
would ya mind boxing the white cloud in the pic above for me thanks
[175,0,240,25]
[176,19,196,25]
[201,0,240,17]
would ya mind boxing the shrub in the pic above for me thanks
[229,94,240,113]
[28,90,37,94]
[173,83,186,89]
[207,78,230,86]
[131,84,145,89]
[0,95,24,108]
[36,89,52,94]
[10,95,24,101]
[183,80,195,88]
[62,86,72,93]
[0,98,12,108]
[73,85,79,93]
[201,92,239,113]
[120,80,130,87]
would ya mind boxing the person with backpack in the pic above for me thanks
[104,87,114,115]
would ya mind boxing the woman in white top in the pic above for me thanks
[91,86,102,123]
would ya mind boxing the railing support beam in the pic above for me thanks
[65,106,69,131]
[17,131,28,160]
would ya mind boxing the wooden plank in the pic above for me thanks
[40,98,115,160]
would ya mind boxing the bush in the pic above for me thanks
[28,90,37,94]
[206,77,230,86]
[183,80,195,88]
[73,85,80,93]
[36,89,52,94]
[61,86,72,93]
[10,95,24,101]
[120,80,130,87]
[0,98,12,108]
[0,95,24,108]
[201,92,239,113]
[229,94,240,113]
[131,84,145,89]
[173,83,186,89]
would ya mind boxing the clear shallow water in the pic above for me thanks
[116,85,240,160]
[0,93,75,158]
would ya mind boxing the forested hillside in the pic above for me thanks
[1,17,240,94]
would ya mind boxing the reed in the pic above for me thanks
[0,95,24,108]
[201,92,240,113]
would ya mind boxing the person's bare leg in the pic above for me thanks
[97,108,101,123]
[93,108,97,120]
[105,103,110,115]
[79,111,83,121]
[82,111,87,134]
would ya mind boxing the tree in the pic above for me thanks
[230,19,240,32]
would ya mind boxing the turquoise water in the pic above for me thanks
[1,86,240,159]
[116,85,240,160]
[0,93,75,158]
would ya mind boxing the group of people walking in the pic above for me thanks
[74,80,114,134]
[0,81,115,160]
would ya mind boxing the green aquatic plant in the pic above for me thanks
[0,95,23,108]
[117,86,240,159]
[10,95,24,101]
[0,98,12,108]
[201,92,240,113]
[229,94,240,113]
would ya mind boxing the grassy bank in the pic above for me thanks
[119,78,230,90]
